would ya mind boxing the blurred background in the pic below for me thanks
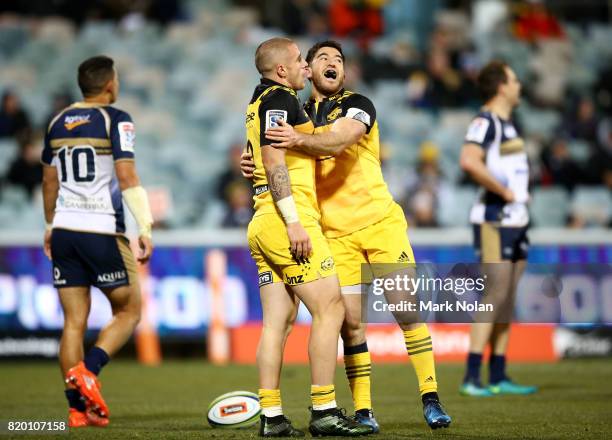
[0,0,610,362]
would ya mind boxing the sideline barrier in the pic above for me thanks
[0,228,609,361]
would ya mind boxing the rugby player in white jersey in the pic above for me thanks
[459,61,537,397]
[41,55,153,427]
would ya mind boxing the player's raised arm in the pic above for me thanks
[261,145,312,259]
[110,112,153,263]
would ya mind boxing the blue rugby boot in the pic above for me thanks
[422,393,451,429]
[353,409,379,434]
[488,379,538,395]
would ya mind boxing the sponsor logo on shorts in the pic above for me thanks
[97,270,127,284]
[285,274,304,285]
[53,267,67,286]
[254,185,269,195]
[258,271,273,287]
[321,256,335,271]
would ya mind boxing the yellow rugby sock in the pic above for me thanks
[311,384,336,411]
[259,388,283,417]
[404,325,438,395]
[344,342,372,411]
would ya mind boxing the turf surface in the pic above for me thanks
[0,359,610,439]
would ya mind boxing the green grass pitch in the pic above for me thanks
[1,359,610,439]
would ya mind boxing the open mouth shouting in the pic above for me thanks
[324,69,337,80]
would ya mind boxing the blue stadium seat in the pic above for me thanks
[530,187,570,227]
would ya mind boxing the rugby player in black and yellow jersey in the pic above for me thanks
[245,37,373,438]
[251,40,452,431]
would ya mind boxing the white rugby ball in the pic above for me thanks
[207,391,260,428]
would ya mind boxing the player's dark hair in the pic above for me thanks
[78,55,115,97]
[477,60,509,102]
[306,40,345,65]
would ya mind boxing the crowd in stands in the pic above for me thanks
[0,0,610,230]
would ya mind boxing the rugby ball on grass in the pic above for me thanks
[207,391,260,428]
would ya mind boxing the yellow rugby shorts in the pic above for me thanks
[327,203,415,287]
[247,213,336,287]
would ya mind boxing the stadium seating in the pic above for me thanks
[0,1,610,230]
[530,187,570,227]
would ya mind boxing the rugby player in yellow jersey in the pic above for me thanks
[245,37,373,438]
[254,40,452,431]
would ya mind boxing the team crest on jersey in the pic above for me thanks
[326,107,342,122]
[64,115,91,130]
[118,122,135,152]
[265,110,287,130]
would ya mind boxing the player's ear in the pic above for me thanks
[277,63,287,79]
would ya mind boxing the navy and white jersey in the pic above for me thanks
[464,110,529,227]
[42,102,135,235]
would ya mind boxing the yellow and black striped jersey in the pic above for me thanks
[245,78,318,220]
[304,89,394,238]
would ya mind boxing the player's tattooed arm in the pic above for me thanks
[261,145,312,258]
[262,144,292,201]
[268,164,291,201]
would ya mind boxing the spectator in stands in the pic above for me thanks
[424,49,465,109]
[253,0,327,37]
[329,0,384,47]
[401,142,445,227]
[5,133,43,198]
[0,90,31,139]
[216,143,254,203]
[45,92,73,129]
[540,137,583,191]
[513,0,565,42]
[221,181,253,228]
[562,96,599,145]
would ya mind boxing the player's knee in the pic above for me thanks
[316,292,344,322]
[114,300,141,328]
[63,315,88,333]
[285,312,297,335]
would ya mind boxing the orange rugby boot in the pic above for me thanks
[65,362,110,417]
[68,409,88,428]
[86,409,109,427]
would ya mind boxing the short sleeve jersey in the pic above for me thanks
[464,110,529,226]
[42,102,136,234]
[245,78,318,220]
[304,89,394,238]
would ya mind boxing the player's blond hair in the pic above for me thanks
[255,37,294,75]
